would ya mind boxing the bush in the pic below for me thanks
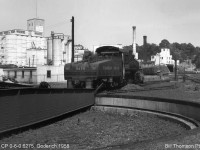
[143,65,170,75]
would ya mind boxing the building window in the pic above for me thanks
[30,70,32,79]
[47,70,51,78]
[22,71,24,78]
[14,71,17,78]
[17,30,25,34]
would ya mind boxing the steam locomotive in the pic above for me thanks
[64,46,143,89]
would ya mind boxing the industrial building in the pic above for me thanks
[47,33,72,66]
[0,32,47,66]
[0,18,47,66]
[2,65,65,84]
[27,18,45,36]
[1,42,87,84]
[26,48,47,67]
[74,44,85,62]
[0,32,71,83]
[0,17,91,84]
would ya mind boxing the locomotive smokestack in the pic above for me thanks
[132,26,136,55]
[143,36,147,45]
[132,26,138,59]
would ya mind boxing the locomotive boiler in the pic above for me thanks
[64,46,143,89]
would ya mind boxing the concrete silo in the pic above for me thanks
[52,38,62,66]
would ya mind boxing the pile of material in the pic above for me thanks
[120,84,144,91]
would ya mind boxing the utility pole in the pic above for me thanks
[175,59,177,81]
[71,16,74,62]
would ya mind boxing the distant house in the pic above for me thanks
[151,48,179,66]
[74,44,86,62]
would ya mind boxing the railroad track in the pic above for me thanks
[185,74,200,83]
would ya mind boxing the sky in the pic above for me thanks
[0,0,200,50]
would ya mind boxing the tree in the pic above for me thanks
[172,42,181,50]
[123,40,199,63]
[169,45,181,80]
[148,43,160,56]
[83,50,93,60]
[159,39,170,49]
[170,44,182,62]
[192,52,200,68]
[185,43,195,59]
[122,45,133,53]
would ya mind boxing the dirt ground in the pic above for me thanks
[106,81,200,102]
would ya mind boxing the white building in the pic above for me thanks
[0,18,74,84]
[151,48,179,66]
[74,44,86,62]
[0,29,47,66]
[26,48,47,67]
[47,35,71,66]
[27,18,45,36]
[0,18,47,66]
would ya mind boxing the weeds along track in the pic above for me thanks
[185,74,200,83]
[104,82,178,94]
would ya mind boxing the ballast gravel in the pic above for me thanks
[0,110,186,150]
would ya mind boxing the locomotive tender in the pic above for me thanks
[64,46,143,89]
